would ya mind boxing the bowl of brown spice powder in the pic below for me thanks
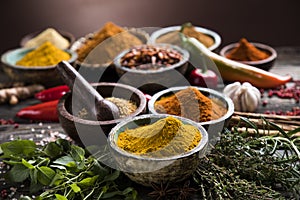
[148,86,234,136]
[219,38,277,71]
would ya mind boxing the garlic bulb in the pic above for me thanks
[223,82,261,112]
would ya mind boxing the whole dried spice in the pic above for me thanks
[226,38,270,61]
[154,87,227,122]
[120,45,182,70]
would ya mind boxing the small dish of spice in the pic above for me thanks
[108,114,208,186]
[149,24,222,51]
[148,86,234,136]
[219,38,277,71]
[1,42,77,87]
[113,44,190,94]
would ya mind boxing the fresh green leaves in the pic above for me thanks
[0,139,137,200]
[0,140,36,158]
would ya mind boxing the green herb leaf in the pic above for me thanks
[70,183,81,193]
[53,155,76,167]
[43,141,63,158]
[0,140,36,158]
[55,194,68,200]
[37,166,56,185]
[5,163,30,182]
[70,145,85,162]
[78,175,99,188]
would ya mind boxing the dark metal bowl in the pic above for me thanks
[57,82,147,146]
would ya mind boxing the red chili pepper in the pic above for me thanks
[16,100,59,122]
[35,85,69,102]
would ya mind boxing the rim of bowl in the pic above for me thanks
[219,42,277,65]
[148,25,222,51]
[113,43,189,74]
[1,48,78,70]
[57,82,147,125]
[148,86,234,126]
[108,113,209,161]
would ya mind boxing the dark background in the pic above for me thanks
[1,0,300,54]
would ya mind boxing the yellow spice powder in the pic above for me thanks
[16,41,71,67]
[117,116,201,157]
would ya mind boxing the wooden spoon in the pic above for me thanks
[56,61,120,121]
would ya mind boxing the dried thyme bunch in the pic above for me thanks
[193,117,300,200]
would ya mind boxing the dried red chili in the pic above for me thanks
[16,100,59,122]
[35,85,69,102]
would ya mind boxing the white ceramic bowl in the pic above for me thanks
[149,25,222,51]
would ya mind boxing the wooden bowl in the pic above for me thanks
[57,82,147,146]
[108,114,208,186]
[1,48,77,87]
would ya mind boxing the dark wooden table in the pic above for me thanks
[0,46,300,199]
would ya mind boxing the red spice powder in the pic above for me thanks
[226,38,270,61]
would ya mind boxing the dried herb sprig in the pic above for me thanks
[193,117,300,199]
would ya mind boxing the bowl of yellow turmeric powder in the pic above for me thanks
[1,41,77,87]
[108,114,208,186]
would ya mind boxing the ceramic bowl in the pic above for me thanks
[108,114,208,186]
[70,28,149,82]
[148,86,234,136]
[219,42,277,71]
[1,48,77,87]
[113,43,190,95]
[57,82,147,146]
[20,29,75,48]
[149,25,222,51]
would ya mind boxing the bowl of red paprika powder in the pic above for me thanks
[219,38,277,71]
[147,86,234,137]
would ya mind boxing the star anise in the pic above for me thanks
[148,181,177,200]
[176,180,198,200]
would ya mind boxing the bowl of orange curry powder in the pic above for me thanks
[219,38,277,71]
[108,114,208,186]
[148,86,234,136]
